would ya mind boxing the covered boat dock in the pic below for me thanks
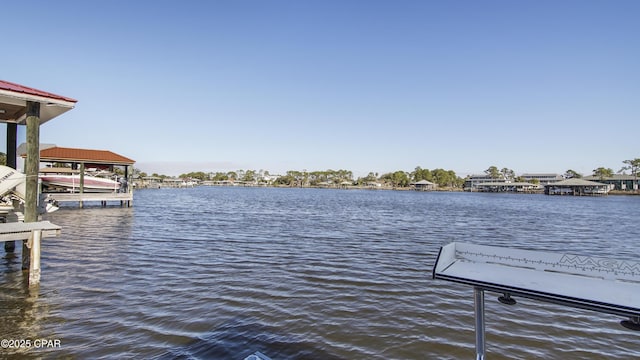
[28,146,135,207]
[0,79,76,285]
[474,181,539,193]
[410,179,436,191]
[544,178,610,196]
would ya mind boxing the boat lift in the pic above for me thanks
[432,242,640,359]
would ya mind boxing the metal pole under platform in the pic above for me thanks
[474,287,486,360]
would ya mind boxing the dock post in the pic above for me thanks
[28,230,42,286]
[79,163,85,208]
[23,101,40,271]
[5,122,17,253]
[474,287,486,360]
[4,239,15,252]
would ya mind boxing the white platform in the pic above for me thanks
[433,242,640,318]
[433,242,640,359]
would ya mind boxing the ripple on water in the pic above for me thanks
[0,188,639,359]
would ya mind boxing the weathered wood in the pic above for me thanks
[79,162,85,208]
[127,165,133,207]
[45,192,133,204]
[0,221,61,242]
[28,230,42,285]
[24,101,40,270]
[24,101,40,223]
[0,221,61,287]
[79,163,85,191]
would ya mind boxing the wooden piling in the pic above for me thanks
[0,222,61,287]
[23,101,40,270]
[28,230,42,286]
[4,237,15,252]
[24,101,40,223]
[79,162,85,208]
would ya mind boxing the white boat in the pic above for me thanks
[0,165,58,213]
[40,174,121,193]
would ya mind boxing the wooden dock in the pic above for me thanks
[0,221,61,286]
[45,192,133,207]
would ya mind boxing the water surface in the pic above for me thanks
[1,188,639,359]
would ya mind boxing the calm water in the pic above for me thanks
[1,187,639,359]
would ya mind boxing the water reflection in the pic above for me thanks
[0,255,48,358]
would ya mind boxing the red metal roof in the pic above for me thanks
[0,80,77,103]
[37,146,135,165]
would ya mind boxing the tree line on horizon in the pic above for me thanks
[137,167,465,188]
[0,152,635,189]
[164,167,486,188]
[134,157,639,188]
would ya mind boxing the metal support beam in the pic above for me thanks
[474,287,486,360]
[4,122,17,253]
[6,123,16,169]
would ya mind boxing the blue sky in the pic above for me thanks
[2,1,638,177]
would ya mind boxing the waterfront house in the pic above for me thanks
[339,181,353,189]
[583,174,639,192]
[162,178,183,188]
[365,182,382,189]
[520,173,564,185]
[137,176,162,188]
[464,174,507,191]
[317,181,334,188]
[200,180,237,186]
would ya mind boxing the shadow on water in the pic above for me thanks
[158,318,343,360]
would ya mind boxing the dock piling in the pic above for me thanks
[28,230,42,285]
[0,222,61,287]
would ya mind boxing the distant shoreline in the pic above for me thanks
[135,184,640,195]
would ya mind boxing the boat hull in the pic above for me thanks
[40,175,120,193]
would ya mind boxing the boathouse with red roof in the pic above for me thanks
[20,145,136,208]
[38,146,135,167]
